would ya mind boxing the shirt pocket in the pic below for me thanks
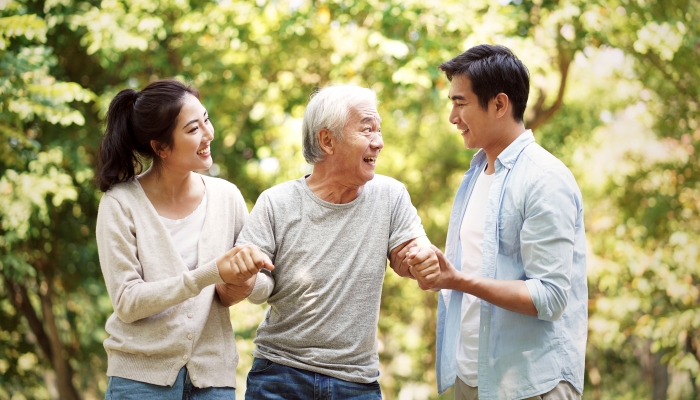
[497,213,521,257]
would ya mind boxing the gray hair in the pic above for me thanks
[302,85,378,164]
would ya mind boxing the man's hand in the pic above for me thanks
[428,245,459,290]
[406,246,440,291]
[216,244,274,285]
[215,275,257,307]
[389,239,419,279]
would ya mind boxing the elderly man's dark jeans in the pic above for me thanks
[245,358,382,400]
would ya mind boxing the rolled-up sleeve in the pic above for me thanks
[520,168,581,321]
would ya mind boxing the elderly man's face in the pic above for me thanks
[334,100,383,187]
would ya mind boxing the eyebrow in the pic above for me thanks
[361,116,382,124]
[183,111,208,130]
[448,94,466,101]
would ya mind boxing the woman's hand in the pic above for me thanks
[216,244,274,285]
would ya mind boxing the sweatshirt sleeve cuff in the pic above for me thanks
[189,258,225,290]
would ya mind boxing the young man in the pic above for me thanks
[419,44,587,399]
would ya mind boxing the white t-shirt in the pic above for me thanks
[456,168,494,386]
[160,191,208,270]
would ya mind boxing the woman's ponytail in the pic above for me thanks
[96,89,142,192]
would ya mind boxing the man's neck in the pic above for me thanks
[483,124,526,174]
[306,169,363,204]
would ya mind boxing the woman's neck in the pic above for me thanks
[137,167,205,218]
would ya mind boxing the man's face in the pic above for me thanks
[333,100,383,187]
[447,75,494,150]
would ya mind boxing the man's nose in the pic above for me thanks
[371,133,384,149]
[449,107,460,125]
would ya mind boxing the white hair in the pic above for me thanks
[302,85,378,164]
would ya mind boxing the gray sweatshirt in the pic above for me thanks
[237,175,426,383]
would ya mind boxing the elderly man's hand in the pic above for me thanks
[216,244,274,285]
[389,239,419,279]
[406,246,440,291]
[215,276,257,307]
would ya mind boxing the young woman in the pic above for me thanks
[95,79,273,399]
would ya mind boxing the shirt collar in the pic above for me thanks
[468,130,535,171]
[497,129,535,170]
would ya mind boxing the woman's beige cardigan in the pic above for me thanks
[96,175,247,388]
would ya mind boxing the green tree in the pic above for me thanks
[1,0,698,399]
[580,0,700,398]
[0,3,101,399]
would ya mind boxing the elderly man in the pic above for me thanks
[236,85,439,399]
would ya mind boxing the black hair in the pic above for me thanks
[96,79,200,192]
[439,44,530,123]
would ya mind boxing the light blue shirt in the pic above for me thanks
[436,131,587,399]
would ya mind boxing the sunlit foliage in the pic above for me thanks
[0,0,698,399]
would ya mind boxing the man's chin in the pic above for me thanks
[362,172,376,184]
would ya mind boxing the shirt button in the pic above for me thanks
[187,334,193,340]
[187,313,193,318]
[183,355,189,361]
[192,376,197,382]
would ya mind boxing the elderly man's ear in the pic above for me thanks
[318,128,335,155]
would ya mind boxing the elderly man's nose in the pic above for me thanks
[371,134,384,149]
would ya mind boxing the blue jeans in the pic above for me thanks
[245,358,382,400]
[105,366,235,400]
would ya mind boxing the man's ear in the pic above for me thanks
[493,93,510,119]
[150,140,170,159]
[318,128,335,155]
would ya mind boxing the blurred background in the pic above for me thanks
[1,0,698,399]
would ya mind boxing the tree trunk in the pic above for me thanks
[2,275,52,358]
[651,348,669,400]
[39,279,81,400]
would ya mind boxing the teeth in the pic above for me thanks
[197,146,210,155]
[364,157,376,162]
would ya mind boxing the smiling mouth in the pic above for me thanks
[197,145,210,155]
[461,129,470,135]
[363,156,377,165]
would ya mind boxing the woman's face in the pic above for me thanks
[160,93,214,172]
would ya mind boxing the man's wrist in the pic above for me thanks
[441,270,469,292]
